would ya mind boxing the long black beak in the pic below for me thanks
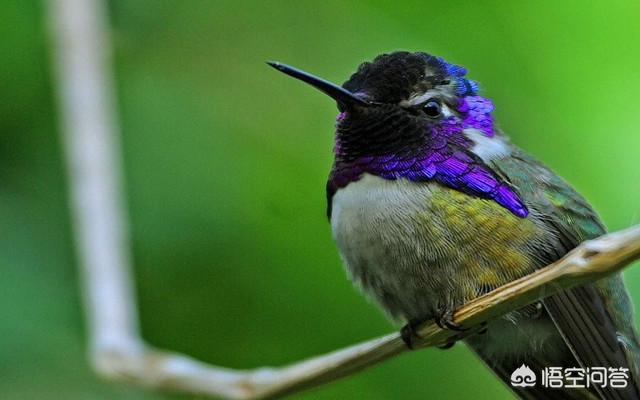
[267,61,371,108]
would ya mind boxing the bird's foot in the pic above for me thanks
[401,310,488,350]
[400,318,423,350]
[433,306,488,349]
[435,307,467,332]
[437,340,457,350]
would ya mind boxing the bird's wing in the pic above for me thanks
[491,149,640,400]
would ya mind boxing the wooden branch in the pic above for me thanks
[46,0,144,366]
[46,0,640,399]
[79,225,640,400]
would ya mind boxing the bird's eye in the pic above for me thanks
[423,99,442,118]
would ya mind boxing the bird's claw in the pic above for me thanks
[401,319,422,350]
[401,312,488,350]
[435,308,468,332]
[437,340,457,350]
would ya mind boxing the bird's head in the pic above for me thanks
[268,51,527,218]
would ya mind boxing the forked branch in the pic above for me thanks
[47,0,640,399]
[76,226,640,400]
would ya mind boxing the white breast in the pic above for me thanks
[330,173,433,243]
[330,173,442,319]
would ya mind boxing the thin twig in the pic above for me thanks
[46,0,640,399]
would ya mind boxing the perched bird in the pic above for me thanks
[268,51,640,399]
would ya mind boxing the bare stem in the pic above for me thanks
[46,0,640,399]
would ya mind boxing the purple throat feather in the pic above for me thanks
[328,58,529,218]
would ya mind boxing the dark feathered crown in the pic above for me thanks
[342,51,479,103]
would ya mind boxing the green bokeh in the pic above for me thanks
[1,1,639,399]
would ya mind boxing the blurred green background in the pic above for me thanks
[2,1,640,399]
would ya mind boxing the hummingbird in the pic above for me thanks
[268,51,640,399]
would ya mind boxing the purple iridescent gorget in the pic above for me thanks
[327,54,529,218]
